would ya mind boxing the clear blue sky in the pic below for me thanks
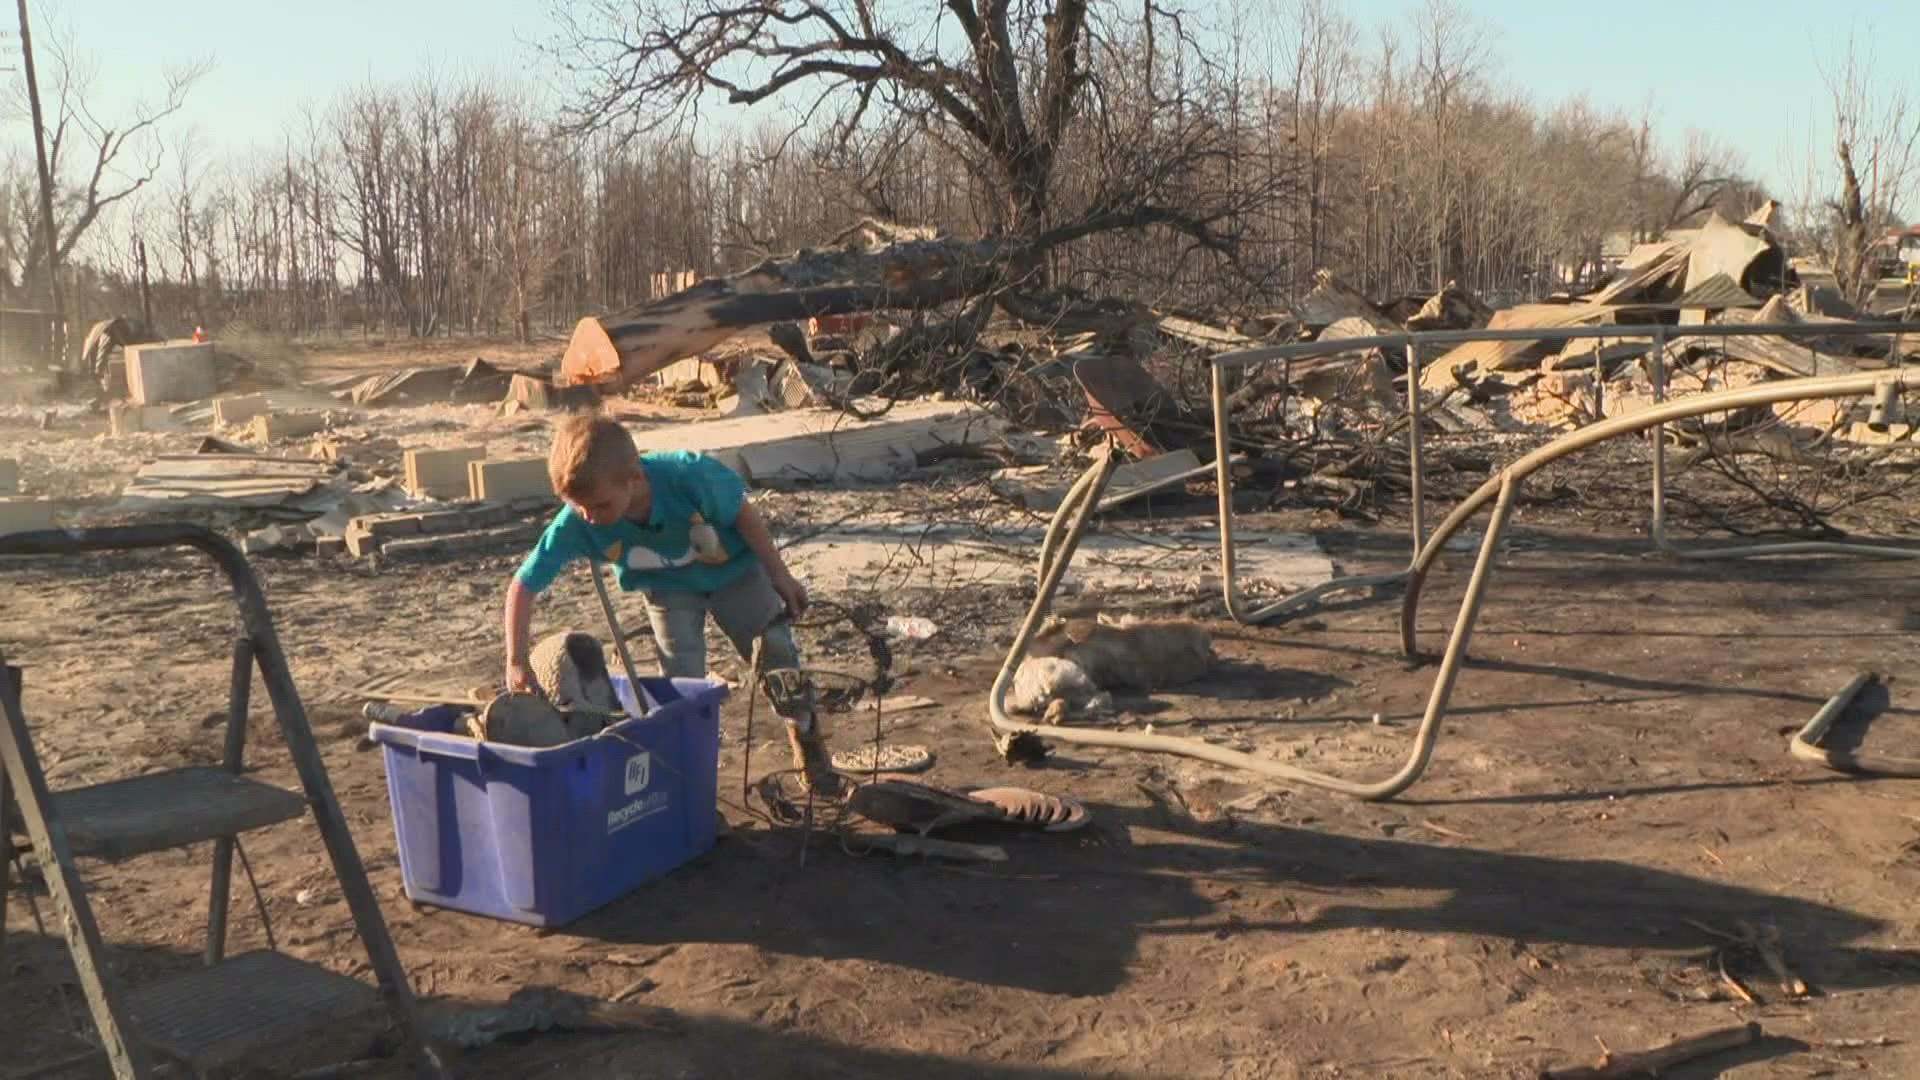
[13,1,1920,199]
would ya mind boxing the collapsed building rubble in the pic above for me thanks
[14,200,1917,576]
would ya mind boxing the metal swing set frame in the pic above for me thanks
[986,319,1920,800]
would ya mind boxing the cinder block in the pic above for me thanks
[467,457,553,502]
[314,535,347,557]
[404,446,486,500]
[247,411,327,442]
[0,458,17,495]
[213,394,270,427]
[0,497,59,535]
[124,340,217,404]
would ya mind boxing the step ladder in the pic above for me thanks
[0,523,441,1078]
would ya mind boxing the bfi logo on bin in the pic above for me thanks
[624,752,652,795]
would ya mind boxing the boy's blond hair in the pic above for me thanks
[548,414,639,498]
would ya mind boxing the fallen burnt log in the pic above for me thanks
[563,221,1022,387]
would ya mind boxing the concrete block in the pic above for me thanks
[124,340,217,404]
[213,394,270,427]
[383,521,543,561]
[509,374,552,410]
[314,535,347,557]
[0,497,59,535]
[378,535,449,561]
[0,458,17,494]
[345,526,383,559]
[467,503,514,528]
[109,402,181,436]
[467,457,553,502]
[415,509,475,536]
[348,513,423,540]
[652,356,726,390]
[247,411,328,442]
[404,446,486,500]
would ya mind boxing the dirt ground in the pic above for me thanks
[5,340,1920,1078]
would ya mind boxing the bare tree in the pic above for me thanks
[1819,33,1919,306]
[1285,0,1354,278]
[1408,0,1488,289]
[0,24,207,291]
[1660,131,1741,231]
[551,0,1268,274]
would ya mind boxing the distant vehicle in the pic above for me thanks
[1876,225,1920,280]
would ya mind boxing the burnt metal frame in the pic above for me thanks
[985,322,1920,802]
[1213,320,1920,627]
[0,523,438,1077]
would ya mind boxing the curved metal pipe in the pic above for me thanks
[1399,369,1920,658]
[984,330,1920,803]
[1211,352,1413,626]
[988,458,1522,800]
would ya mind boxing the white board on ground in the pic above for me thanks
[626,400,998,484]
[783,525,1334,598]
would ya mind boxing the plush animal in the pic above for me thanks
[1007,613,1215,717]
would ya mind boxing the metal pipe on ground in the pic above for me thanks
[1789,672,1920,777]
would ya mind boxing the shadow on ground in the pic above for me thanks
[561,795,1913,1001]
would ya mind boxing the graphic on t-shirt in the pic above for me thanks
[687,512,730,565]
[625,544,702,571]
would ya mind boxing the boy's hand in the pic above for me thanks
[506,658,538,695]
[770,568,808,619]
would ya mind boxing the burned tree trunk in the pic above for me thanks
[561,222,1019,387]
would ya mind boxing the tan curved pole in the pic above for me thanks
[1400,369,1920,658]
[988,454,1521,800]
[1211,355,1413,626]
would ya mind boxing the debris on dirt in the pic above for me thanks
[884,616,939,641]
[991,447,1228,514]
[422,986,680,1050]
[113,451,344,512]
[846,833,1008,862]
[845,777,1089,834]
[829,743,935,774]
[1539,1022,1762,1079]
[345,357,516,406]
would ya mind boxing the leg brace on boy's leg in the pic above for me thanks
[748,621,840,795]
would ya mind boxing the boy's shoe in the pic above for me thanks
[785,717,845,798]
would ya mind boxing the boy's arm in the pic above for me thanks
[504,578,538,692]
[504,511,580,693]
[734,500,806,618]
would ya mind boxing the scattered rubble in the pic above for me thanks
[10,205,1912,567]
[1439,211,1918,439]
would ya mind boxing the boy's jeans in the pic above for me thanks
[640,561,801,679]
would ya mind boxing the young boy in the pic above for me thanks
[505,414,836,790]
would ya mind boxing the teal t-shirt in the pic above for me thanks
[514,451,755,595]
